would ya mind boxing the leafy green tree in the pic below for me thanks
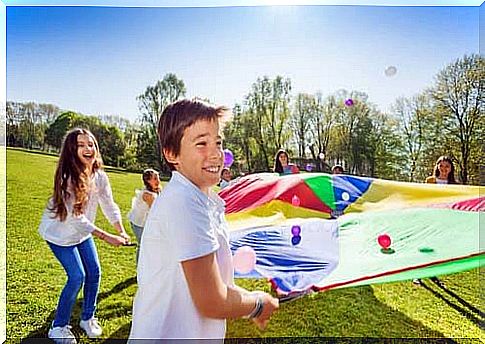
[392,94,434,182]
[137,73,186,171]
[431,54,484,184]
[244,76,292,170]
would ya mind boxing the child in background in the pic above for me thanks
[425,155,457,185]
[273,149,299,175]
[219,167,232,189]
[129,99,279,341]
[332,164,344,175]
[38,128,129,344]
[128,168,161,263]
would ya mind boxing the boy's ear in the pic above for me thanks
[163,148,178,165]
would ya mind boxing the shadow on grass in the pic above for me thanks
[421,279,485,329]
[21,276,137,343]
[227,285,451,340]
[22,280,473,342]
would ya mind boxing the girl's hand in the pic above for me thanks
[119,231,131,242]
[104,233,127,247]
[113,222,131,242]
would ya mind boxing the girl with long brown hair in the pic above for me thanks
[38,128,129,343]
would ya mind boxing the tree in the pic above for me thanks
[45,111,80,149]
[431,54,484,184]
[308,93,335,165]
[137,73,186,171]
[244,76,292,171]
[392,94,433,182]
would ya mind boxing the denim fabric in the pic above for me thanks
[130,222,144,264]
[47,237,101,327]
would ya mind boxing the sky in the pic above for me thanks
[5,2,482,122]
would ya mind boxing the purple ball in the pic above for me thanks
[291,236,302,246]
[345,98,354,107]
[291,225,301,236]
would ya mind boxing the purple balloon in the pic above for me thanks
[223,149,234,167]
[345,98,354,107]
[305,163,313,172]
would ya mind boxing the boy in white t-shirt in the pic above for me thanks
[128,99,279,341]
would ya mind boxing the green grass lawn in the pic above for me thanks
[6,148,484,342]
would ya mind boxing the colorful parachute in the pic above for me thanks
[220,173,484,295]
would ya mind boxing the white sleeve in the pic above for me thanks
[169,198,219,262]
[97,171,122,224]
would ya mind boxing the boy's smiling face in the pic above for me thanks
[165,118,224,194]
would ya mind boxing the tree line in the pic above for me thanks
[6,54,483,184]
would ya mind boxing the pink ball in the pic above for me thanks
[291,195,301,207]
[377,234,391,249]
[233,246,257,274]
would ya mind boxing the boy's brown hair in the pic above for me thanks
[158,98,230,171]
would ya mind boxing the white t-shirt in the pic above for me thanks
[127,188,158,227]
[436,178,448,185]
[128,171,233,340]
[38,170,122,246]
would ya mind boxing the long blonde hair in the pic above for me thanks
[49,128,103,221]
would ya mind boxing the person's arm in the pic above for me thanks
[92,228,127,247]
[142,192,155,207]
[182,252,279,328]
[97,172,130,240]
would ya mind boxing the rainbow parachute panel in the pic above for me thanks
[220,173,484,294]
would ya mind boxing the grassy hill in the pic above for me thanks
[5,148,483,342]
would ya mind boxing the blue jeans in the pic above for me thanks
[130,222,143,264]
[47,237,101,327]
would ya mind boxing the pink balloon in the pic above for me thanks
[377,234,391,249]
[233,246,256,274]
[291,195,301,207]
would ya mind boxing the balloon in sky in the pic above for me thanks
[385,66,397,77]
[233,246,256,274]
[344,98,354,107]
[223,149,234,167]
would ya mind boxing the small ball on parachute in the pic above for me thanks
[291,195,301,207]
[377,234,395,254]
[291,236,302,246]
[291,225,301,236]
[377,234,391,249]
[233,246,256,274]
[305,163,313,172]
[223,149,234,167]
[341,192,350,202]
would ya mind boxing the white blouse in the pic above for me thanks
[38,170,122,246]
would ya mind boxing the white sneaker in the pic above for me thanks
[48,325,77,344]
[79,317,102,338]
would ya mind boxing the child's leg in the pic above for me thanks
[130,222,144,263]
[77,237,101,321]
[47,241,86,327]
